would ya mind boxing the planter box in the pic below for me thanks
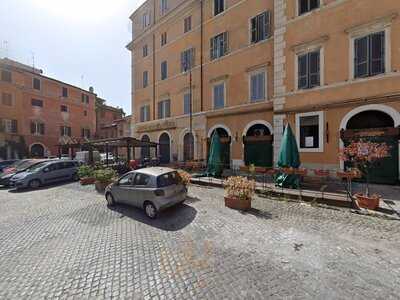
[224,196,251,211]
[354,194,380,210]
[95,181,112,193]
[80,177,96,185]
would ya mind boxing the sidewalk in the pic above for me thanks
[190,174,400,219]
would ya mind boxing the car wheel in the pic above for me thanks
[72,173,79,181]
[144,202,157,219]
[105,192,115,207]
[28,179,41,189]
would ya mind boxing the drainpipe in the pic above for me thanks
[200,0,204,112]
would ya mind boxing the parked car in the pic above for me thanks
[10,160,80,189]
[105,167,187,219]
[0,159,19,172]
[0,159,51,187]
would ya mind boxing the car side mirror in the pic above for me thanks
[43,168,49,173]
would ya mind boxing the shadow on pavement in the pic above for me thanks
[239,207,273,220]
[8,180,77,193]
[108,202,197,231]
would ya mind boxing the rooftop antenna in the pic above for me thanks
[2,40,9,58]
[81,74,84,88]
[31,51,35,71]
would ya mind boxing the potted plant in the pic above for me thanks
[177,170,192,186]
[77,165,95,185]
[93,168,118,192]
[339,140,390,210]
[223,176,256,211]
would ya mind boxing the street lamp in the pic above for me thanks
[184,60,193,161]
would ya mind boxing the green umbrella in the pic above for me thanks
[275,124,301,188]
[206,132,223,177]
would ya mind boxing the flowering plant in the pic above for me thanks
[224,176,256,201]
[177,170,192,186]
[339,140,390,196]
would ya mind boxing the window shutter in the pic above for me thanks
[68,127,72,137]
[298,54,308,89]
[158,102,163,119]
[210,37,215,60]
[31,122,36,134]
[309,51,320,87]
[40,123,45,135]
[354,36,368,78]
[251,17,257,43]
[165,100,171,118]
[370,31,385,75]
[11,120,17,133]
[223,32,228,55]
[265,11,271,38]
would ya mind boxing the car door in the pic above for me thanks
[41,163,60,183]
[129,173,152,208]
[112,173,135,204]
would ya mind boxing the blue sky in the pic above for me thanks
[0,0,145,115]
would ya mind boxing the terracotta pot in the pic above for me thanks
[354,194,380,210]
[80,177,96,185]
[224,196,251,211]
[95,181,112,193]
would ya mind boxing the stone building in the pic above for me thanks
[128,0,400,184]
[0,58,96,159]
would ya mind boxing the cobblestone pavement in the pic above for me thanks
[0,183,399,299]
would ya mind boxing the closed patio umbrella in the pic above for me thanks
[206,132,223,177]
[275,124,301,188]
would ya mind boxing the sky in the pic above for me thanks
[0,0,146,115]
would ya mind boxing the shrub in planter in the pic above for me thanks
[223,176,256,211]
[177,170,192,186]
[93,168,117,192]
[339,140,390,210]
[77,165,95,185]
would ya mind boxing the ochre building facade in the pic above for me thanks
[128,0,400,183]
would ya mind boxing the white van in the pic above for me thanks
[75,151,100,164]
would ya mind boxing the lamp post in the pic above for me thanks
[184,60,193,161]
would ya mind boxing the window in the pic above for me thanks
[1,70,11,82]
[140,105,150,122]
[142,13,151,28]
[119,174,134,186]
[33,78,41,90]
[213,82,225,109]
[143,71,148,88]
[61,105,68,112]
[210,32,228,60]
[81,94,89,104]
[161,61,168,80]
[181,48,195,72]
[30,121,45,135]
[81,128,91,138]
[354,31,385,79]
[184,93,191,115]
[184,16,192,33]
[133,173,150,186]
[143,45,148,57]
[1,93,12,106]
[251,12,271,43]
[158,99,171,119]
[84,110,87,116]
[296,111,324,152]
[298,0,320,16]
[298,50,320,89]
[31,99,43,107]
[62,87,68,97]
[214,0,225,16]
[60,126,72,137]
[1,119,17,133]
[160,0,168,15]
[161,32,167,46]
[250,71,266,102]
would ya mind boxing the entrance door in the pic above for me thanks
[31,144,45,158]
[159,133,170,164]
[183,133,194,161]
[342,110,399,184]
[244,124,273,167]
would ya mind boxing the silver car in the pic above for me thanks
[105,167,187,219]
[10,160,80,189]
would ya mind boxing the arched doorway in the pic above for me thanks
[183,132,194,161]
[243,123,273,167]
[141,135,151,159]
[159,132,170,164]
[31,144,45,158]
[208,127,231,169]
[341,109,399,184]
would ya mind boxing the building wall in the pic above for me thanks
[0,61,96,159]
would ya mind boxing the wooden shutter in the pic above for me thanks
[298,54,308,89]
[309,51,320,87]
[140,107,144,122]
[251,17,257,43]
[265,11,271,39]
[11,120,17,133]
[223,32,228,55]
[354,36,368,78]
[40,123,45,135]
[210,37,215,60]
[68,127,72,137]
[31,122,36,134]
[165,100,171,118]
[370,31,385,75]
[158,102,163,119]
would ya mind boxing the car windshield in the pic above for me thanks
[26,162,48,172]
[157,171,182,188]
[14,160,38,171]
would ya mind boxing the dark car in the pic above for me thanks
[0,160,18,173]
[0,159,50,187]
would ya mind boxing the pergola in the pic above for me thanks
[56,136,158,165]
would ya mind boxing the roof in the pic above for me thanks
[0,58,96,95]
[135,167,176,177]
